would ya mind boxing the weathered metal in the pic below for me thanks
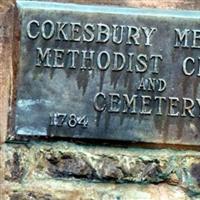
[14,0,200,145]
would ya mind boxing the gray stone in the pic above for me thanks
[1,142,200,197]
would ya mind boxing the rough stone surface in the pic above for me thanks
[0,0,14,144]
[1,141,200,199]
[2,180,198,200]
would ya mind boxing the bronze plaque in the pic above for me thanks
[14,0,200,145]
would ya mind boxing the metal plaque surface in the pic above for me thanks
[14,0,200,145]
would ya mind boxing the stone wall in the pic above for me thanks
[1,142,200,199]
[1,1,200,200]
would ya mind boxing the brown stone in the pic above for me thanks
[0,0,14,144]
[2,180,195,200]
[47,153,95,179]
